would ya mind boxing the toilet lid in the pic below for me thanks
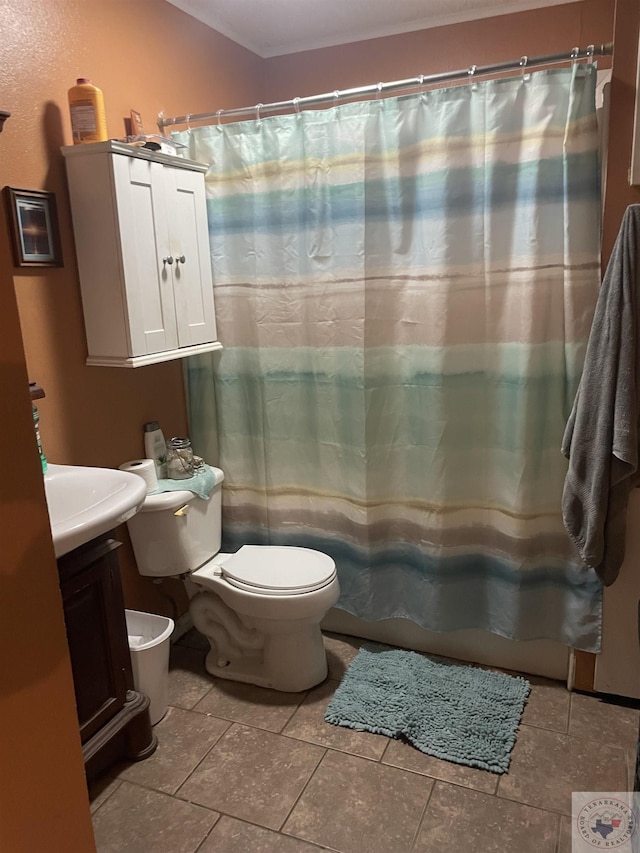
[221,545,336,594]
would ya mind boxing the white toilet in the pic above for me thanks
[126,467,340,692]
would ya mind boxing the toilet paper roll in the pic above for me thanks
[119,458,158,494]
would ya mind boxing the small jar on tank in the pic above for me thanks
[165,437,195,479]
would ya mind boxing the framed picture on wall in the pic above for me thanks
[3,187,63,267]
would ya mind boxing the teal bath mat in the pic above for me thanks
[325,644,530,774]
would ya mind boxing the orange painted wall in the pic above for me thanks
[0,224,95,851]
[263,0,614,101]
[0,2,262,850]
[1,0,264,618]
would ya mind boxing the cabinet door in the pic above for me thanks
[59,539,132,744]
[113,155,179,355]
[165,166,218,348]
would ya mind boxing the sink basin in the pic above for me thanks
[44,463,147,558]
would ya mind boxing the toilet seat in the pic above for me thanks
[216,545,336,596]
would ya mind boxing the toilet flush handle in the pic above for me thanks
[174,504,191,517]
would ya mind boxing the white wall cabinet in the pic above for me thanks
[62,141,221,367]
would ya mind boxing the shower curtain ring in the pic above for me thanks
[185,114,191,131]
[293,97,301,114]
[255,103,263,121]
[376,82,384,100]
[216,109,223,127]
[468,65,477,77]
[519,56,528,74]
[570,46,580,61]
[586,44,595,64]
[333,90,341,105]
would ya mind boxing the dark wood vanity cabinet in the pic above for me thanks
[57,533,156,779]
[58,537,129,740]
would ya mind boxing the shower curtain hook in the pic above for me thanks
[467,65,478,90]
[216,109,223,128]
[255,103,263,121]
[519,56,528,75]
[293,97,301,115]
[376,82,384,100]
[570,46,580,61]
[185,114,191,131]
[333,90,341,106]
[586,44,595,64]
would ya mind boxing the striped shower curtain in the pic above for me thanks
[176,64,603,651]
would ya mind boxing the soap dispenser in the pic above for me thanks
[32,405,47,473]
[29,382,47,473]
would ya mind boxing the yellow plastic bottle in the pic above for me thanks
[68,77,108,144]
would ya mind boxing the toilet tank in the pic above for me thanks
[126,467,224,577]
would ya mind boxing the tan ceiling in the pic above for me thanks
[166,0,581,58]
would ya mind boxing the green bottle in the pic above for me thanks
[32,405,47,473]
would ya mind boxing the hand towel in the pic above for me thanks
[561,204,640,586]
[152,464,220,500]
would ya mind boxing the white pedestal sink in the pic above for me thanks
[44,463,147,557]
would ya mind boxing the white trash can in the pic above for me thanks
[125,609,174,725]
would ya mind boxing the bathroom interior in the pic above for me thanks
[3,0,640,851]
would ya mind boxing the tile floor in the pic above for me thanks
[90,631,640,853]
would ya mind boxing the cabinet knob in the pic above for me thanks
[175,255,186,265]
[163,255,174,266]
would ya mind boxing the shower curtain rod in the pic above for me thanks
[158,42,612,131]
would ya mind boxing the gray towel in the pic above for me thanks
[561,205,640,586]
